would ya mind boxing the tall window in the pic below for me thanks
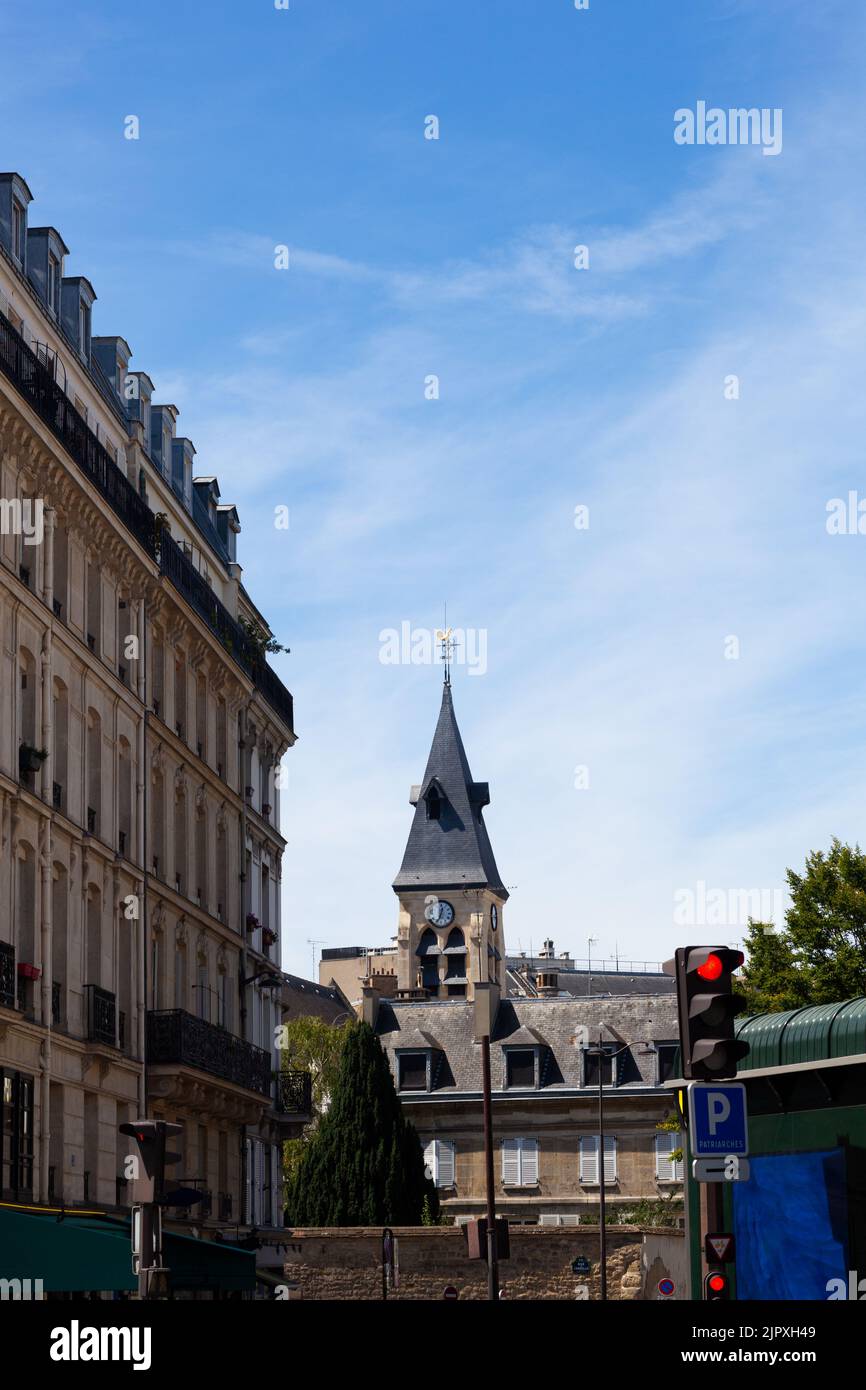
[216,821,227,921]
[501,1138,539,1187]
[86,888,102,988]
[18,648,37,749]
[47,254,58,314]
[118,738,132,855]
[175,787,187,895]
[216,699,227,779]
[86,561,100,654]
[151,770,164,876]
[86,710,101,836]
[175,943,187,1010]
[196,673,207,760]
[53,522,68,619]
[174,652,186,739]
[52,864,68,1027]
[197,961,209,1021]
[16,845,37,979]
[52,679,68,814]
[151,639,164,715]
[196,805,207,909]
[1,1070,34,1196]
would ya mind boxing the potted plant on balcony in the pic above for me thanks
[262,926,277,949]
[19,743,48,777]
[17,962,41,981]
[261,802,272,816]
[245,913,261,933]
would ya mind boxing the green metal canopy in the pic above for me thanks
[0,1204,256,1294]
[735,997,866,1071]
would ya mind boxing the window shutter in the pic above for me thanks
[603,1136,617,1183]
[521,1139,539,1186]
[439,1141,456,1188]
[655,1132,682,1181]
[580,1136,598,1184]
[501,1139,521,1185]
[423,1140,436,1183]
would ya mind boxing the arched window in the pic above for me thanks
[444,927,468,984]
[425,785,442,821]
[417,927,440,993]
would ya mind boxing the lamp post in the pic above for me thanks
[586,1031,630,1300]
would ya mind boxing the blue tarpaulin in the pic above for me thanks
[733,1147,849,1299]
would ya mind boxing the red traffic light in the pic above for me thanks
[697,954,723,981]
[704,1270,730,1300]
[708,1274,726,1292]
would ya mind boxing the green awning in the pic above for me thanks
[0,1204,255,1294]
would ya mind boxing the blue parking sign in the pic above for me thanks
[688,1082,749,1157]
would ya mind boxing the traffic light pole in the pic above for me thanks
[481,1035,499,1302]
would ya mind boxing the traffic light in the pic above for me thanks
[704,1270,730,1301]
[664,947,749,1080]
[119,1119,182,1203]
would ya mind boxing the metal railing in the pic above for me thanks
[146,1009,271,1096]
[86,984,116,1046]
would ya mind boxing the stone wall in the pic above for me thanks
[283,1226,683,1301]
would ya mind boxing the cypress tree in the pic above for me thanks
[287,1022,438,1225]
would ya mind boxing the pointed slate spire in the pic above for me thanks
[392,682,508,897]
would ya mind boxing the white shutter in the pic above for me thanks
[580,1135,615,1183]
[603,1136,616,1183]
[655,1132,683,1181]
[501,1139,521,1185]
[423,1140,436,1182]
[580,1136,598,1184]
[521,1139,539,1186]
[438,1140,456,1188]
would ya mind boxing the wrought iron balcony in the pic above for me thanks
[0,942,14,1009]
[146,1009,271,1096]
[86,984,117,1046]
[274,1069,313,1116]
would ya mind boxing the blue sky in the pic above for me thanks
[5,0,866,978]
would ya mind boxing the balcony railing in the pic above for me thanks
[146,1009,271,1096]
[0,309,157,555]
[86,984,117,1046]
[0,942,15,1009]
[0,308,294,735]
[274,1070,313,1116]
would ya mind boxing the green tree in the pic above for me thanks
[279,1015,352,1189]
[285,1022,438,1226]
[741,839,866,1012]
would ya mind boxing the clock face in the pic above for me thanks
[490,904,498,932]
[424,898,454,928]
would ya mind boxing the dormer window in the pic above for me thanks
[505,1048,538,1089]
[425,782,443,820]
[397,1051,430,1092]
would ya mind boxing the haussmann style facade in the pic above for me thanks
[0,171,300,1289]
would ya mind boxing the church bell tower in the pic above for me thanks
[392,673,508,1000]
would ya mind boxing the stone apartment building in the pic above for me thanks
[0,171,298,1254]
[355,675,683,1222]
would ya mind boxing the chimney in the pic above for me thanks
[360,984,380,1030]
[536,969,558,997]
[539,938,555,959]
[473,980,500,1043]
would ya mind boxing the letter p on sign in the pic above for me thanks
[707,1092,731,1135]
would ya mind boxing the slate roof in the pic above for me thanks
[522,970,676,999]
[375,994,679,1094]
[392,682,508,897]
[280,973,350,1024]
